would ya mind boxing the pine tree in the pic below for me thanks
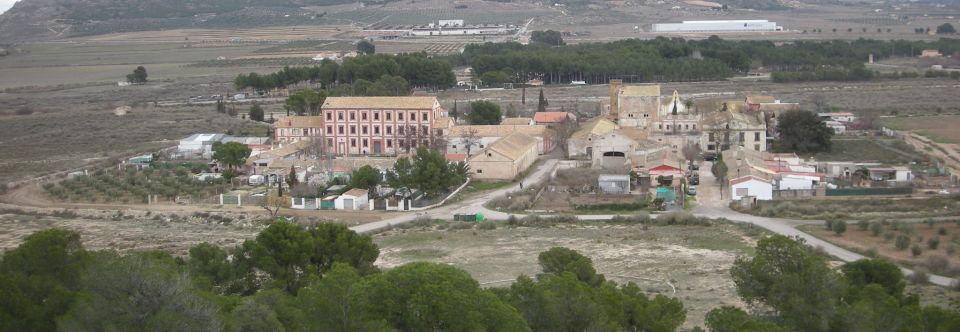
[537,88,548,112]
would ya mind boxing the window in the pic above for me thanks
[754,144,761,151]
[685,124,689,130]
[422,112,428,121]
[487,153,492,157]
[708,144,715,151]
[754,132,761,141]
[421,125,428,135]
[326,112,332,120]
[739,132,745,142]
[361,112,367,120]
[452,145,457,149]
[386,112,392,121]
[374,126,380,134]
[399,139,405,148]
[349,112,356,121]
[338,126,344,135]
[692,124,696,130]
[398,126,405,135]
[666,125,671,130]
[658,124,663,129]
[387,139,393,147]
[350,126,356,134]
[362,126,368,135]
[327,138,333,147]
[350,139,356,147]
[477,169,483,174]
[326,126,333,135]
[363,139,368,147]
[410,112,416,121]
[374,112,380,120]
[398,112,404,121]
[423,139,429,146]
[337,112,344,120]
[386,126,393,134]
[708,133,715,142]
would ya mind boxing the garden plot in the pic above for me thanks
[42,164,228,204]
[800,218,960,279]
[373,222,757,329]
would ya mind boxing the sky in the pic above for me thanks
[0,0,16,15]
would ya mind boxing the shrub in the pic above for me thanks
[870,222,883,236]
[478,222,497,230]
[938,226,948,236]
[928,237,940,250]
[895,234,911,250]
[926,219,936,228]
[865,247,878,257]
[858,220,869,231]
[884,231,896,241]
[912,244,923,257]
[825,219,835,230]
[832,220,848,236]
[507,215,518,227]
[655,212,708,226]
[908,268,930,285]
[925,255,950,274]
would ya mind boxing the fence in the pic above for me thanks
[773,189,818,200]
[825,187,913,197]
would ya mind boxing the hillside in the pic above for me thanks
[0,0,360,41]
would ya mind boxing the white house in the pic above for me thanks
[335,188,369,210]
[893,166,913,182]
[730,175,773,201]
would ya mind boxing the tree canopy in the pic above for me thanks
[248,103,264,122]
[386,146,468,197]
[212,142,252,170]
[356,39,376,55]
[468,100,502,125]
[126,66,148,84]
[235,53,455,91]
[285,88,326,116]
[530,30,565,46]
[775,110,834,153]
[348,165,381,194]
[936,23,956,35]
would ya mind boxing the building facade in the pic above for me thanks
[617,85,661,129]
[467,132,539,180]
[320,97,449,156]
[274,116,325,144]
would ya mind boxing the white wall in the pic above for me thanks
[731,180,773,200]
[335,195,369,210]
[779,175,818,190]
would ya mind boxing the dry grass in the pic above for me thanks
[882,115,960,144]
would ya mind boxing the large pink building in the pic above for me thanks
[320,97,451,156]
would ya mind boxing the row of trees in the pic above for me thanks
[458,36,960,84]
[5,222,959,331]
[234,53,455,91]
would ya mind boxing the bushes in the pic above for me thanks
[908,268,930,285]
[655,212,711,226]
[478,222,497,230]
[927,237,940,250]
[925,255,950,274]
[912,244,923,257]
[870,222,883,236]
[895,234,911,250]
[858,220,869,231]
[832,220,848,236]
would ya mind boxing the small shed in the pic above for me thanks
[730,175,773,201]
[335,188,369,210]
[598,174,631,194]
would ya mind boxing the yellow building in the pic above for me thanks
[467,132,539,180]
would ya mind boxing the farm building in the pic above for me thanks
[446,124,555,155]
[652,20,781,33]
[274,116,325,144]
[467,132,539,180]
[730,175,773,200]
[409,21,512,36]
[502,117,534,126]
[567,117,619,159]
[335,189,369,210]
[598,174,632,194]
[178,133,225,158]
[321,96,451,156]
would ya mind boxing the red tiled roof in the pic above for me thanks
[445,154,467,162]
[533,112,570,123]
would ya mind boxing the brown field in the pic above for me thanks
[882,115,960,144]
[374,222,757,329]
[800,219,960,277]
[74,25,354,43]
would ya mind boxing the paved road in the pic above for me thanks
[351,157,958,287]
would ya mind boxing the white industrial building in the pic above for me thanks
[652,20,782,33]
[178,133,225,158]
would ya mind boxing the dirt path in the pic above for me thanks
[903,133,960,182]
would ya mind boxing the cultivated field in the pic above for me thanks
[800,218,960,278]
[805,138,924,165]
[882,115,960,144]
[373,221,758,329]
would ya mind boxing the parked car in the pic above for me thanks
[689,175,700,185]
[686,186,697,196]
